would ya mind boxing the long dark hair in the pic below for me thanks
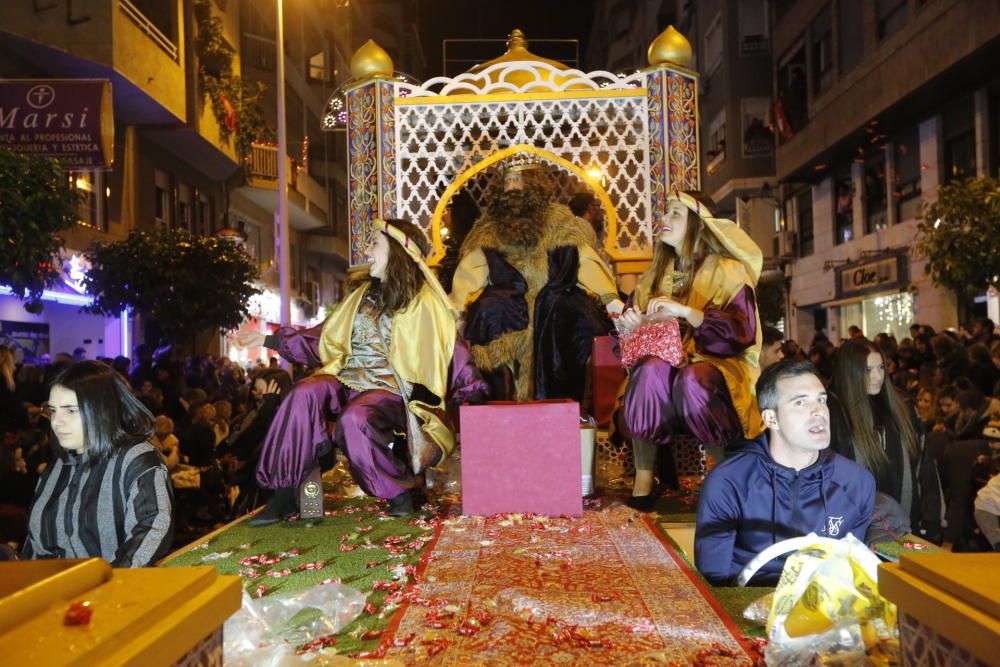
[49,360,155,464]
[647,191,728,298]
[830,338,919,474]
[368,218,429,316]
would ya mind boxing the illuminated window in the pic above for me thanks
[69,170,109,231]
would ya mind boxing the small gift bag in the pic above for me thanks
[617,316,685,369]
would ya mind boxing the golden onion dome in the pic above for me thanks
[350,39,394,80]
[453,29,587,94]
[647,25,693,68]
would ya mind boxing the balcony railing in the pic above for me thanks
[119,0,179,62]
[246,142,298,188]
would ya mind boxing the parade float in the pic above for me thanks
[2,26,997,667]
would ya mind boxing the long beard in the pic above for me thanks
[487,187,549,247]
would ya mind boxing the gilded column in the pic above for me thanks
[644,26,700,224]
[345,40,397,268]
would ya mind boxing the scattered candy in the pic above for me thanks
[64,601,92,626]
[296,635,337,654]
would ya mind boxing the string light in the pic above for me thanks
[868,292,913,336]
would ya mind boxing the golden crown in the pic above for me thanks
[500,153,547,175]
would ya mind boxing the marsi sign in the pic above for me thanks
[0,79,113,168]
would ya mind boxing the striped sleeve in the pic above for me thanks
[113,446,175,567]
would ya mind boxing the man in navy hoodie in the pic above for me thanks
[694,360,876,586]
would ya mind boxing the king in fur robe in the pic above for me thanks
[449,181,620,402]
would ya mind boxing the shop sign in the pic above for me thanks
[0,79,114,168]
[835,253,906,299]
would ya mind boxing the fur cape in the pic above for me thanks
[459,200,596,399]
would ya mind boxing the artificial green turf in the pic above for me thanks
[162,482,439,657]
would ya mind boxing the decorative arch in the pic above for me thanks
[428,144,619,265]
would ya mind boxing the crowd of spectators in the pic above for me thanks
[0,342,297,553]
[774,317,1000,552]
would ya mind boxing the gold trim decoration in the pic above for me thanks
[427,144,637,264]
[394,87,646,106]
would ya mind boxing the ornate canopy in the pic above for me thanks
[325,27,701,274]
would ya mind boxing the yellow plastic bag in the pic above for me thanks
[738,533,898,666]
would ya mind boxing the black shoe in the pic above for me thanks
[248,487,298,526]
[626,479,666,513]
[387,491,414,516]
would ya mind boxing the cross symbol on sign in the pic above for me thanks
[26,85,56,109]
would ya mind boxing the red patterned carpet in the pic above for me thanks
[377,502,754,665]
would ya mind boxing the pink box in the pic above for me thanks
[460,401,583,517]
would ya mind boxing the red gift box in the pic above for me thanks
[591,336,626,427]
[619,318,684,369]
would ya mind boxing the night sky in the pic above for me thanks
[412,0,599,77]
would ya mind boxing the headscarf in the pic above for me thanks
[372,218,459,319]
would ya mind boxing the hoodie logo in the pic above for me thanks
[827,516,844,537]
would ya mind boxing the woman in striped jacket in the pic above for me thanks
[22,361,174,567]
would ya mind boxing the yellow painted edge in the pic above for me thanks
[0,558,112,633]
[879,563,1000,665]
[102,574,243,666]
[427,144,619,266]
[396,87,647,106]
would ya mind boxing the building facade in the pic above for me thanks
[0,0,362,363]
[771,0,1000,343]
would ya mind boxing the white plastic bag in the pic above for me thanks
[224,583,367,665]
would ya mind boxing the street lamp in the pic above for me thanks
[276,0,291,328]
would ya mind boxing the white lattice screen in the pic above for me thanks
[393,91,653,258]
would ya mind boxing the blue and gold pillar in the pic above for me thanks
[345,40,397,268]
[644,26,700,224]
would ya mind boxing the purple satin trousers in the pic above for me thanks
[621,356,742,449]
[255,375,413,499]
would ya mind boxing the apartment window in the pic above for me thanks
[706,110,726,173]
[893,125,922,222]
[836,0,864,75]
[864,150,888,233]
[776,43,808,140]
[741,98,773,157]
[242,3,276,71]
[738,0,769,55]
[177,184,193,233]
[154,169,171,228]
[833,163,853,244]
[703,13,724,77]
[243,221,262,265]
[69,170,110,231]
[197,193,214,236]
[797,188,814,256]
[876,0,908,40]
[810,4,834,96]
[128,0,178,43]
[308,49,329,82]
[942,97,976,183]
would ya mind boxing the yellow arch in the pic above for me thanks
[428,144,620,265]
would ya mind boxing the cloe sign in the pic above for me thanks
[0,79,113,168]
[835,253,906,299]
